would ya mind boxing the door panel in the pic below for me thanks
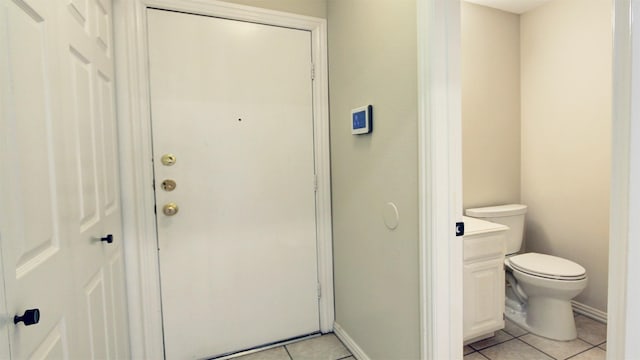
[148,9,320,359]
[6,0,59,276]
[96,71,119,215]
[94,0,110,53]
[106,252,128,360]
[68,0,89,32]
[68,46,100,230]
[29,323,69,360]
[84,270,110,360]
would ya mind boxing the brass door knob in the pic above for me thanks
[163,202,179,216]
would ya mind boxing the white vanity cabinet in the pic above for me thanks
[463,216,509,343]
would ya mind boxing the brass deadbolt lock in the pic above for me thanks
[161,179,177,192]
[161,154,177,166]
[163,202,179,216]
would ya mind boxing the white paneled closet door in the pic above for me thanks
[0,0,74,357]
[0,0,129,358]
[59,0,130,358]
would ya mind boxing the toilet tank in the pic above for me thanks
[465,204,528,255]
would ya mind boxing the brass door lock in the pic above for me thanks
[161,179,177,192]
[161,154,177,166]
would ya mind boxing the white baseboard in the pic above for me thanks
[333,322,370,360]
[572,300,607,324]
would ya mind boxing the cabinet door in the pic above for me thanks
[464,258,505,341]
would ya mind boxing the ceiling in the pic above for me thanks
[463,0,554,14]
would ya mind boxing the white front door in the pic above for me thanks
[0,0,129,358]
[147,9,320,359]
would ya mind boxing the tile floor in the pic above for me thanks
[230,313,606,360]
[464,314,607,360]
[234,334,353,360]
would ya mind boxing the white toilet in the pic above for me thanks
[465,204,588,341]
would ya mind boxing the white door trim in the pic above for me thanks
[416,0,637,359]
[609,1,640,358]
[416,0,463,359]
[113,2,332,358]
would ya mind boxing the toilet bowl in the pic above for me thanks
[465,204,588,341]
[504,252,587,340]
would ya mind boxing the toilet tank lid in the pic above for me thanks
[465,204,528,218]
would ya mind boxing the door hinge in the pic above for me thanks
[311,63,315,80]
[317,283,321,299]
[313,175,318,192]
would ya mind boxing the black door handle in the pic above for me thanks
[14,308,40,326]
[101,234,113,244]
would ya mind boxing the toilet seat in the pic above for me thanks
[506,253,586,281]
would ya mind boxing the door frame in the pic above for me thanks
[609,1,640,358]
[417,0,640,359]
[416,0,463,359]
[113,1,332,358]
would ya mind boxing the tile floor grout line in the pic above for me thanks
[463,346,477,357]
[470,337,513,352]
[577,336,606,347]
[508,332,529,339]
[565,345,598,360]
[512,337,558,360]
[514,336,558,359]
[283,345,294,360]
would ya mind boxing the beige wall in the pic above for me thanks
[464,0,611,312]
[462,3,521,209]
[521,0,611,312]
[218,0,326,18]
[327,0,419,358]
